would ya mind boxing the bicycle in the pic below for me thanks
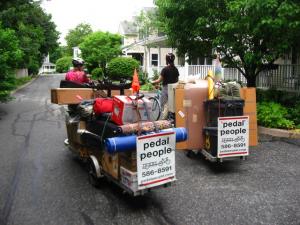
[148,87,162,121]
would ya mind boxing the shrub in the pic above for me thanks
[140,83,154,91]
[256,88,300,107]
[257,102,295,129]
[138,71,149,85]
[152,69,160,80]
[107,57,139,80]
[91,67,104,80]
[56,56,72,73]
[287,102,300,126]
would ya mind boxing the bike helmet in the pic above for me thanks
[166,53,175,64]
[72,57,84,67]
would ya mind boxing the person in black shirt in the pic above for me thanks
[152,53,179,112]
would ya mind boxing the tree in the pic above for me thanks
[107,57,140,80]
[0,25,23,102]
[0,0,31,10]
[0,1,59,74]
[50,46,69,63]
[65,23,93,55]
[156,0,300,87]
[136,8,164,39]
[56,56,72,73]
[79,31,122,73]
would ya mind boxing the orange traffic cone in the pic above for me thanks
[131,68,140,94]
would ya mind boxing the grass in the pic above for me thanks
[14,76,33,88]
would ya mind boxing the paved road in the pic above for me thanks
[0,74,299,225]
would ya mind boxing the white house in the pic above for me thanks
[39,54,56,75]
[118,8,213,80]
[73,46,81,59]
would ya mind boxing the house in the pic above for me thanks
[73,47,81,59]
[118,8,189,79]
[118,7,217,80]
[39,54,56,75]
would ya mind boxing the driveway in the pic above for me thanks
[0,74,299,225]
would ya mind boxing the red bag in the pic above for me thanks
[93,98,113,115]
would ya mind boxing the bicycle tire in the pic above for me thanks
[148,97,161,121]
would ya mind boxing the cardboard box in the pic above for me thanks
[101,152,119,179]
[240,88,258,146]
[119,151,137,172]
[249,130,258,146]
[120,166,138,192]
[168,83,178,113]
[51,88,93,105]
[175,86,188,150]
[105,89,132,97]
[184,81,208,150]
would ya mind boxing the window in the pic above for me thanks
[151,54,158,66]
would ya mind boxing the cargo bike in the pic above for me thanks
[168,80,251,163]
[52,80,187,196]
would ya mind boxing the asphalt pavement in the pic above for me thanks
[0,74,299,225]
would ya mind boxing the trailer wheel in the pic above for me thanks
[186,150,196,158]
[88,155,103,188]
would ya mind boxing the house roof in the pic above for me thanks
[119,21,138,35]
[122,35,169,54]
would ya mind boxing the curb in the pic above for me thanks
[258,126,300,139]
[11,75,39,95]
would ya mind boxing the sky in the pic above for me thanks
[41,0,155,45]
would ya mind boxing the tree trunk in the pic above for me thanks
[246,76,256,87]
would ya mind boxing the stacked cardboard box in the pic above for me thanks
[175,85,187,150]
[51,88,94,104]
[120,166,138,192]
[240,88,258,146]
[175,81,208,150]
[168,83,179,113]
[51,88,132,105]
[119,151,137,172]
[105,89,132,97]
[101,152,119,179]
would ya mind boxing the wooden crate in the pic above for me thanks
[51,88,93,104]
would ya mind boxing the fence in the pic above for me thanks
[256,64,300,91]
[187,64,300,92]
[146,66,186,79]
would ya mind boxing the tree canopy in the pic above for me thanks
[0,1,59,74]
[65,23,93,55]
[136,8,164,39]
[0,25,23,101]
[79,31,122,73]
[107,57,140,80]
[156,0,300,87]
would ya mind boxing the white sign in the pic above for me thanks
[218,116,249,158]
[136,132,176,190]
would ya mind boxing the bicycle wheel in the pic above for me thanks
[148,97,161,121]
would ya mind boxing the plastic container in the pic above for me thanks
[203,127,218,157]
[111,95,152,125]
[105,127,188,154]
[204,99,244,127]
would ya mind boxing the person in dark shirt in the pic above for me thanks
[152,53,179,110]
